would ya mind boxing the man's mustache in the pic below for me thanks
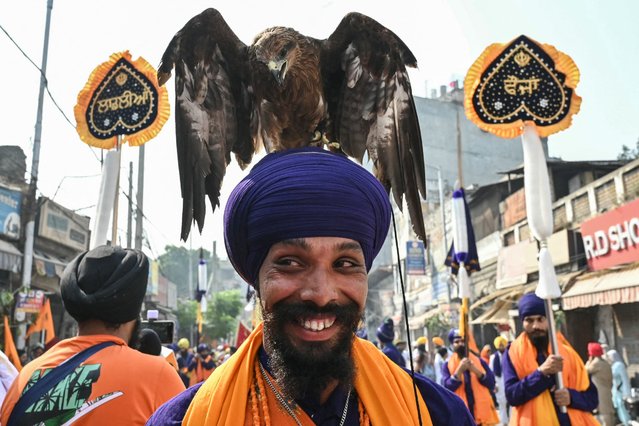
[272,300,360,320]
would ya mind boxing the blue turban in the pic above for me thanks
[448,328,461,344]
[518,292,546,319]
[224,147,392,285]
[376,318,395,343]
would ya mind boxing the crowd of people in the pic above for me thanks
[0,147,637,425]
[374,292,635,426]
[170,338,238,388]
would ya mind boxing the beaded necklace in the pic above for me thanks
[251,360,369,426]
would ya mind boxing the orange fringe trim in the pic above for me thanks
[74,50,169,149]
[463,35,581,139]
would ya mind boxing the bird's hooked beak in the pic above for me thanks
[268,58,288,85]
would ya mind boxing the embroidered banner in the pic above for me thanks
[74,51,169,149]
[464,35,581,138]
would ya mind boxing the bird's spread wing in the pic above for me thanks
[322,13,427,242]
[158,8,255,241]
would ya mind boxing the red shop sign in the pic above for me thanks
[581,198,639,271]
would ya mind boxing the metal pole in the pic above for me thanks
[455,109,464,189]
[212,241,217,294]
[438,168,447,254]
[134,145,145,250]
[188,237,193,299]
[437,168,452,304]
[127,161,133,248]
[544,298,567,413]
[22,0,54,288]
[111,136,122,246]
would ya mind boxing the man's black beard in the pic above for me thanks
[528,331,549,355]
[454,344,467,358]
[128,318,142,348]
[262,300,361,401]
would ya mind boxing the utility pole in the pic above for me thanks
[127,161,133,248]
[437,167,451,304]
[22,0,54,288]
[134,145,145,250]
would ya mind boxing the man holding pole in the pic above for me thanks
[502,293,598,425]
[442,329,499,425]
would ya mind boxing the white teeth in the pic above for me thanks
[300,318,335,331]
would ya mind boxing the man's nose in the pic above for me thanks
[298,267,338,307]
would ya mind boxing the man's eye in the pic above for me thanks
[335,259,362,268]
[275,258,300,267]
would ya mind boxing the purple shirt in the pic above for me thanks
[382,342,406,368]
[146,348,476,426]
[502,344,598,426]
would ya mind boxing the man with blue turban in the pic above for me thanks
[503,292,598,425]
[442,329,499,425]
[148,148,473,425]
[376,318,405,367]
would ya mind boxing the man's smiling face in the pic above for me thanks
[257,236,367,399]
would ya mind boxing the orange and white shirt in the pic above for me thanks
[0,335,185,425]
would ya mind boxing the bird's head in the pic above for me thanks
[252,27,300,86]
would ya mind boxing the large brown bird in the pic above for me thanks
[158,8,426,242]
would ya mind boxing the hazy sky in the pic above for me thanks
[2,0,638,258]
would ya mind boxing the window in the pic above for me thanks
[69,228,86,245]
[47,213,68,232]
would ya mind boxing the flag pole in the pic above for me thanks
[521,124,567,413]
[454,109,470,358]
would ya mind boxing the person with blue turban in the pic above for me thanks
[147,148,474,425]
[375,318,405,367]
[442,329,499,424]
[502,292,598,425]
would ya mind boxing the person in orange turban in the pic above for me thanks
[490,335,509,425]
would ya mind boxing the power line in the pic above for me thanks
[0,22,101,164]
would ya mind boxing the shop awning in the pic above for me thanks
[471,299,512,324]
[33,250,68,278]
[562,263,639,310]
[470,287,514,310]
[408,308,442,329]
[0,239,22,273]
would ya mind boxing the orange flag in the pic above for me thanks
[26,299,56,344]
[3,315,22,371]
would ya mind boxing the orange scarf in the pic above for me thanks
[183,322,432,425]
[190,355,214,386]
[447,353,499,425]
[507,331,599,426]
